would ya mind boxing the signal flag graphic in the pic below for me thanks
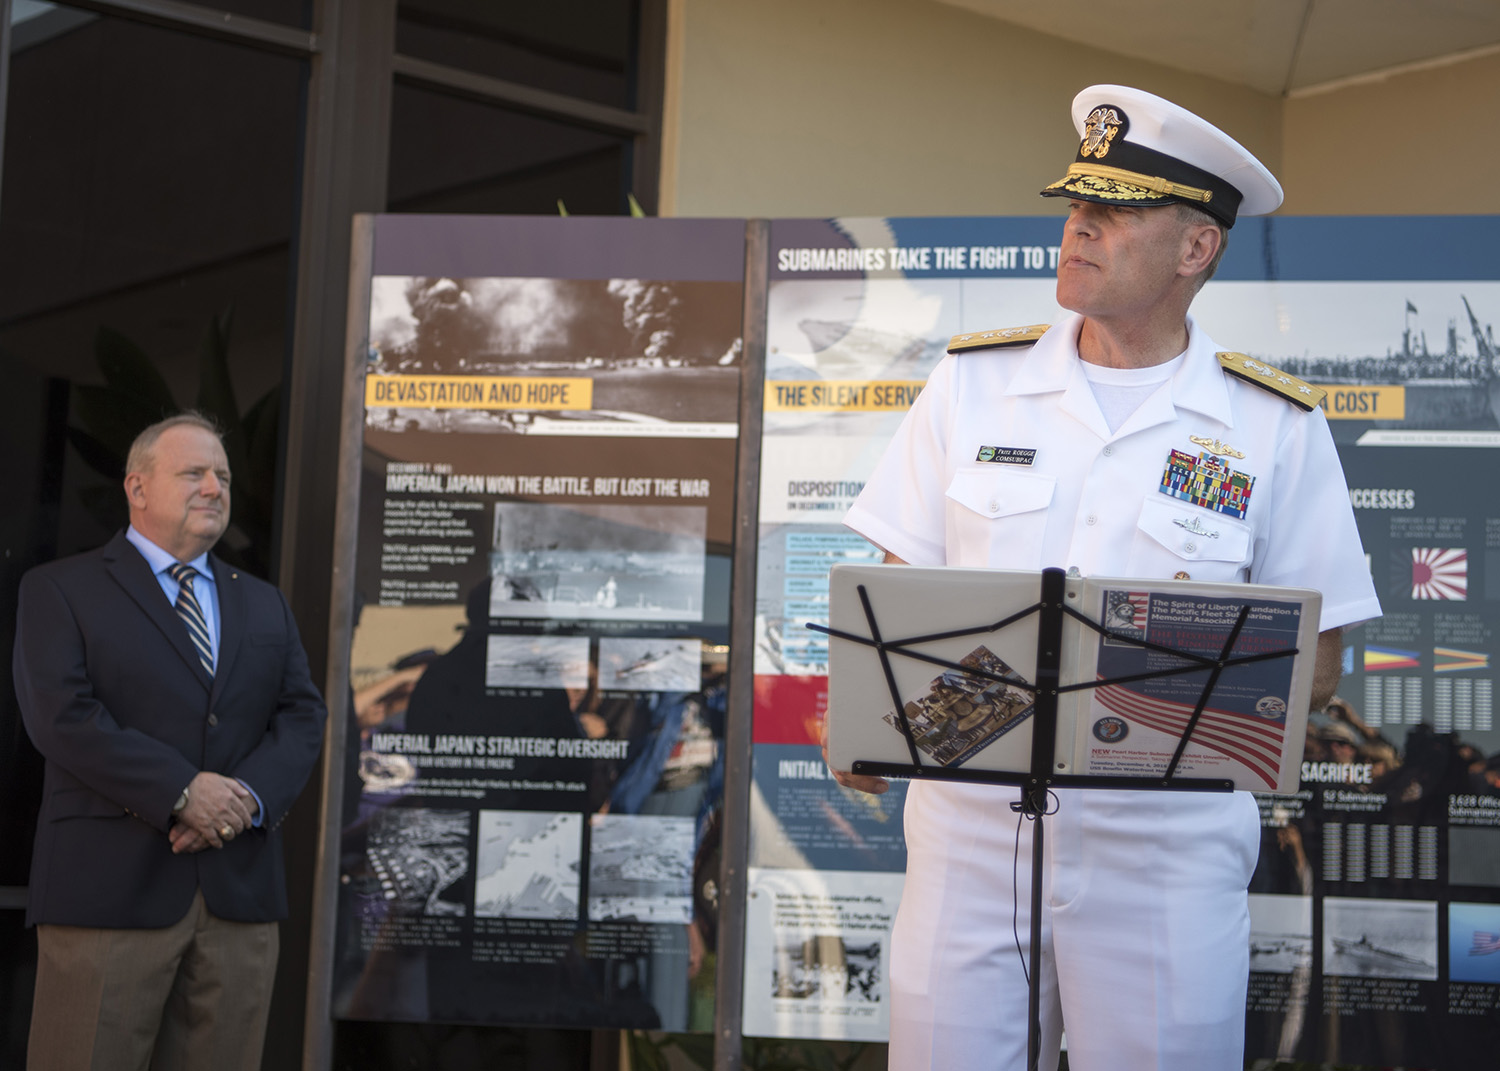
[1364,646,1420,672]
[1434,647,1489,672]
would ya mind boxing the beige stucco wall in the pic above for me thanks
[661,0,1500,219]
[660,0,1281,219]
[1280,48,1500,215]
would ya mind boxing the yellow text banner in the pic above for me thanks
[366,375,593,411]
[763,379,924,413]
[1319,385,1405,420]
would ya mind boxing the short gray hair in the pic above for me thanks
[125,411,224,477]
[1175,203,1229,287]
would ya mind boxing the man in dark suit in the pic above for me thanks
[15,412,327,1069]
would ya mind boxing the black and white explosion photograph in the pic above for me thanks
[586,814,694,924]
[365,807,471,917]
[490,502,707,623]
[365,276,743,433]
[473,810,583,921]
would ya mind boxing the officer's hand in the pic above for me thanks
[821,715,888,795]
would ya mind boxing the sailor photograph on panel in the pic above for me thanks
[365,275,742,434]
[1322,897,1438,980]
[490,501,708,622]
[1248,893,1314,974]
[363,807,472,917]
[586,813,694,924]
[771,934,883,1004]
[473,810,583,921]
[484,633,591,690]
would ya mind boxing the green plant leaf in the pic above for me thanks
[195,308,243,448]
[557,199,570,216]
[93,327,176,415]
[71,384,166,459]
[628,192,646,217]
[65,425,126,481]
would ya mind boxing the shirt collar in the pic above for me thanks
[1005,312,1234,426]
[125,525,216,581]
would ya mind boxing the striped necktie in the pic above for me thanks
[167,563,214,675]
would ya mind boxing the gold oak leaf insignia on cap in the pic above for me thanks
[948,324,1051,354]
[1216,351,1326,412]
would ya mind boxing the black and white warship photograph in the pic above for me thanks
[484,634,591,690]
[364,807,472,917]
[1322,897,1439,980]
[1248,894,1314,974]
[597,637,702,692]
[473,810,583,921]
[365,275,742,436]
[489,502,707,623]
[586,814,694,924]
[770,934,882,1004]
[1192,282,1500,443]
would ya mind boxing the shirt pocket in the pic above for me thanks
[1128,494,1253,582]
[944,467,1056,569]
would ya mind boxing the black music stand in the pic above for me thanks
[812,565,1316,1071]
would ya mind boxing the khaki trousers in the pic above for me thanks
[28,890,278,1071]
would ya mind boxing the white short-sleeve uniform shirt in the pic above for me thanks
[843,313,1380,1071]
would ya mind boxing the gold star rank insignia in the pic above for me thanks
[948,324,1051,354]
[1216,351,1326,412]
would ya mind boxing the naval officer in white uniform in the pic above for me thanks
[835,85,1381,1071]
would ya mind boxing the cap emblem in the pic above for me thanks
[1081,106,1123,159]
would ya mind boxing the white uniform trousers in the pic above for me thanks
[888,781,1261,1071]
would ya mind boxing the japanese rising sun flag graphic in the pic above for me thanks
[1410,547,1467,600]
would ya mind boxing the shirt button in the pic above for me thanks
[1184,542,1197,553]
[207,713,219,727]
[1086,514,1098,526]
[1102,445,1114,457]
[988,499,999,513]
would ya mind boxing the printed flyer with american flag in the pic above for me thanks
[1081,587,1321,792]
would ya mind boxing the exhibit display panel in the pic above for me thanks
[331,216,744,1032]
[742,215,1500,1068]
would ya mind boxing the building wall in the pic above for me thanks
[661,0,1500,219]
[660,0,1280,218]
[1280,48,1500,215]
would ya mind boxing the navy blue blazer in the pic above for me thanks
[15,531,327,927]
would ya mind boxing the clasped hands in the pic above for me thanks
[170,771,260,854]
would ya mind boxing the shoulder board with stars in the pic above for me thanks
[1216,351,1326,412]
[947,324,1051,354]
